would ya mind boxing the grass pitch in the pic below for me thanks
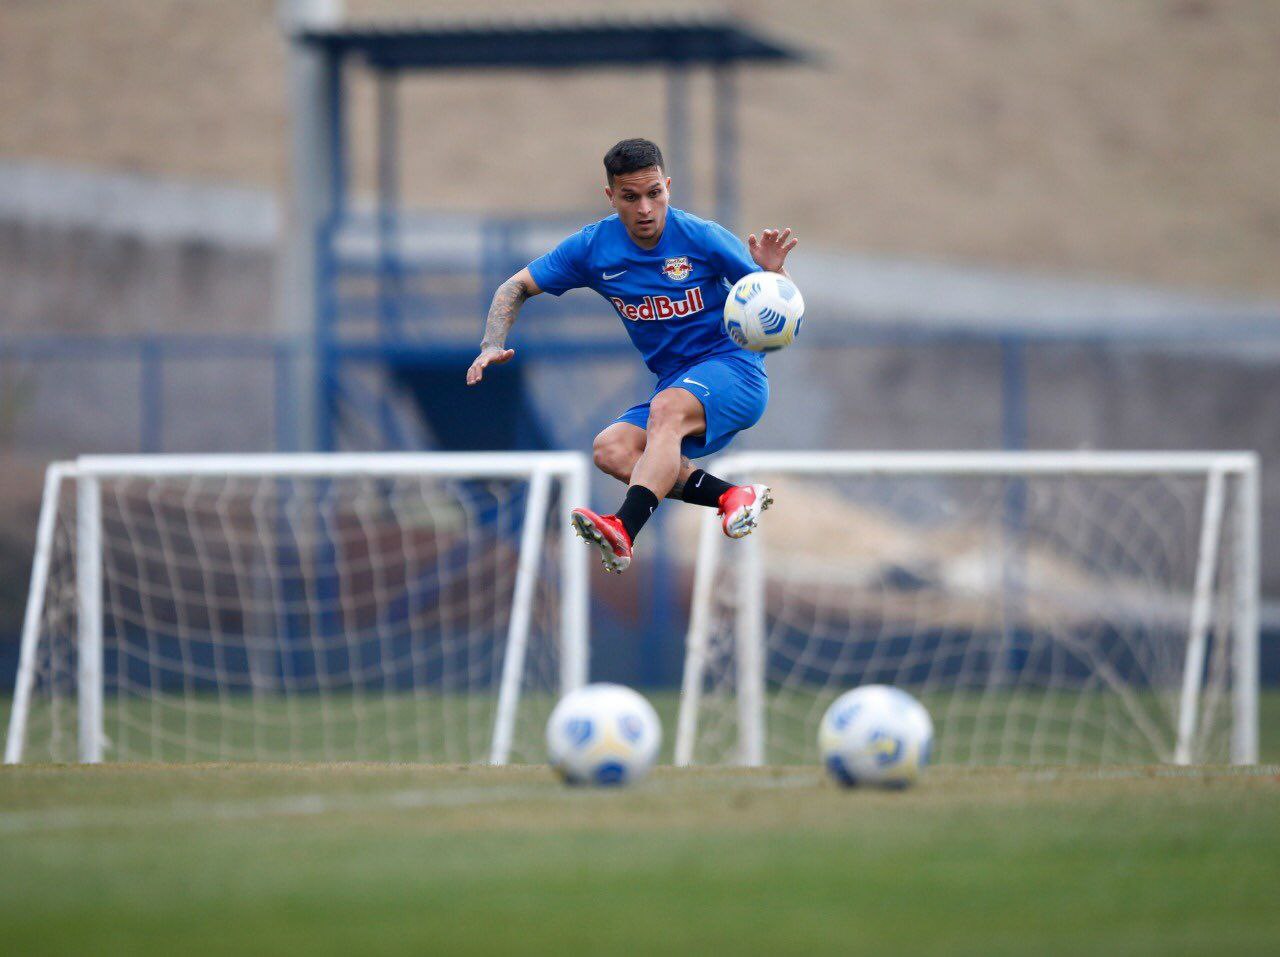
[3,761,1279,957]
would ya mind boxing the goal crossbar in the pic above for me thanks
[72,451,588,479]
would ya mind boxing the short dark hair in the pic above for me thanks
[603,138,665,184]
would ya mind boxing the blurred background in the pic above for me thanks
[1,0,1278,689]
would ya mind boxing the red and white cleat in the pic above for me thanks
[717,484,774,539]
[570,507,633,574]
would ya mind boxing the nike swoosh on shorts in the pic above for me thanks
[682,377,711,395]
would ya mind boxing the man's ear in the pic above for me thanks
[604,185,614,206]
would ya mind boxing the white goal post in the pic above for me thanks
[6,452,591,765]
[676,451,1260,768]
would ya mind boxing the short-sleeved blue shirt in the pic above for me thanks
[527,207,765,380]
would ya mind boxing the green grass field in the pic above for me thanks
[2,764,1279,956]
[3,693,1279,956]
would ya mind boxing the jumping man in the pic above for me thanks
[466,138,797,573]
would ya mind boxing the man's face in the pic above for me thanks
[605,167,670,247]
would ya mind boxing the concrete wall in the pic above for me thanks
[0,221,283,458]
[2,220,274,337]
[0,163,283,459]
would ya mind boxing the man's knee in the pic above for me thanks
[592,430,641,479]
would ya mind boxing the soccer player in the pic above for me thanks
[466,138,797,573]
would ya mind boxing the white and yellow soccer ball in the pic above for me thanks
[546,683,662,787]
[818,685,934,789]
[722,270,805,353]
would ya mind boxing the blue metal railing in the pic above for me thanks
[0,334,302,454]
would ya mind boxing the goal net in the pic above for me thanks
[5,453,590,764]
[675,452,1260,767]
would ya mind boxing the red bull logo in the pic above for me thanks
[609,286,704,322]
[663,256,693,282]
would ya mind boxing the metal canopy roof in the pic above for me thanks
[297,13,805,71]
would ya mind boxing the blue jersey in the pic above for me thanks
[527,207,764,380]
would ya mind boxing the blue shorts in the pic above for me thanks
[614,353,769,458]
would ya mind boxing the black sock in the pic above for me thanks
[616,485,660,543]
[680,469,735,509]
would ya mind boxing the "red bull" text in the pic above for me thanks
[609,287,704,322]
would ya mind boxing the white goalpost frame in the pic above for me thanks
[736,531,766,767]
[488,469,551,765]
[5,452,592,765]
[76,474,104,763]
[1174,467,1225,765]
[674,450,1262,768]
[4,463,74,764]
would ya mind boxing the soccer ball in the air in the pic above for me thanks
[546,683,662,787]
[819,685,934,789]
[722,270,805,352]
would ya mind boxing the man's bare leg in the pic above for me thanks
[627,388,705,499]
[592,421,699,496]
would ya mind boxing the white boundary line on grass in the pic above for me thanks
[10,767,1270,835]
[1019,765,1280,783]
[0,772,815,836]
[0,785,556,835]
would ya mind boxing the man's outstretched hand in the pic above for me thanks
[748,227,798,274]
[466,346,515,385]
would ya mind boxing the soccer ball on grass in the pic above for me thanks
[818,685,933,789]
[722,270,805,352]
[546,683,662,787]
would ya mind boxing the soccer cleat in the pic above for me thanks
[570,507,633,574]
[717,483,773,539]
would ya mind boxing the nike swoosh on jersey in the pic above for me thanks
[602,269,628,280]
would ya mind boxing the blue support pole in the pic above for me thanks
[316,220,339,452]
[374,70,406,452]
[376,69,402,343]
[316,50,347,452]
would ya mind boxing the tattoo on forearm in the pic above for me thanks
[480,277,530,349]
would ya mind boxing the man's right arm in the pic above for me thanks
[466,268,542,386]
